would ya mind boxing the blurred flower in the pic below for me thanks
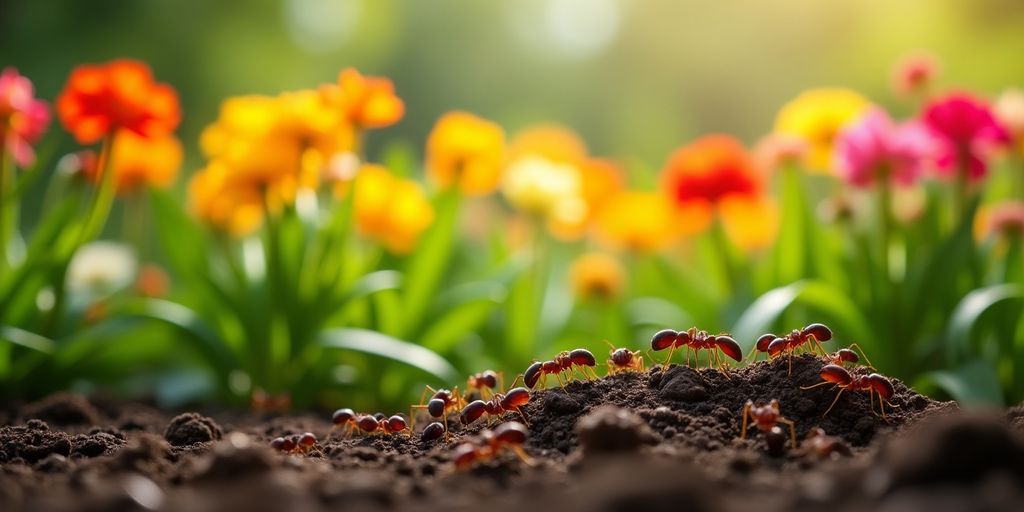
[774,88,870,172]
[509,123,588,163]
[719,196,780,251]
[0,67,50,167]
[994,88,1024,154]
[501,155,584,220]
[569,252,625,302]
[57,59,180,144]
[595,191,695,252]
[188,162,265,237]
[891,52,939,98]
[754,133,807,173]
[135,264,170,298]
[350,164,434,253]
[67,241,137,296]
[550,157,624,239]
[81,130,182,194]
[322,68,404,129]
[833,108,935,188]
[922,92,1010,181]
[426,111,506,196]
[979,201,1024,240]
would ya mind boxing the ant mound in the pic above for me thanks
[519,353,952,455]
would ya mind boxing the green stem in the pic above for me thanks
[710,218,737,295]
[260,193,285,392]
[0,143,11,271]
[878,175,893,284]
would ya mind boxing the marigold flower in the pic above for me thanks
[426,111,506,196]
[501,155,583,219]
[922,92,1010,181]
[57,59,180,144]
[322,68,404,129]
[550,157,625,240]
[891,52,939,98]
[0,67,50,167]
[994,88,1024,155]
[595,191,704,252]
[718,196,780,251]
[774,88,870,172]
[569,252,626,302]
[350,164,434,253]
[661,134,762,210]
[833,108,935,188]
[509,123,588,164]
[82,130,182,194]
[188,162,265,237]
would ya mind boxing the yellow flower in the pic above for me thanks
[718,196,780,252]
[351,164,434,253]
[501,155,583,219]
[569,252,626,302]
[774,88,870,172]
[509,123,588,164]
[188,162,265,237]
[595,191,703,252]
[323,68,404,130]
[426,111,505,196]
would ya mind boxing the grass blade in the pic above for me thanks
[318,328,460,383]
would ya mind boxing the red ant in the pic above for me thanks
[740,399,797,449]
[800,364,896,418]
[410,387,466,432]
[460,387,531,426]
[650,328,742,371]
[604,341,645,375]
[451,422,533,470]
[803,427,851,459]
[823,344,873,369]
[271,432,317,454]
[465,370,502,400]
[521,349,598,389]
[749,323,833,374]
[420,421,446,442]
[355,414,408,435]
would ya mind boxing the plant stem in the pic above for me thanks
[0,143,11,271]
[878,175,893,284]
[710,218,738,295]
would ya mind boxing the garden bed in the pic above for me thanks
[2,355,1022,512]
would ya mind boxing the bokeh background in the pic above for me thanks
[4,0,1024,175]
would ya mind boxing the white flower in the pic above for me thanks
[995,88,1024,137]
[67,241,137,296]
[501,155,583,218]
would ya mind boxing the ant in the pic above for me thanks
[355,414,408,436]
[803,427,851,459]
[420,421,446,442]
[465,370,502,400]
[271,432,317,454]
[410,387,466,433]
[800,364,896,418]
[823,344,874,369]
[604,340,645,375]
[451,422,533,470]
[650,328,742,371]
[460,387,531,426]
[749,323,833,374]
[740,399,797,449]
[521,349,598,389]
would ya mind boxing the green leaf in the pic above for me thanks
[318,328,460,383]
[419,281,507,353]
[0,325,55,353]
[732,280,876,362]
[771,168,807,285]
[149,189,211,277]
[947,283,1023,364]
[400,190,460,339]
[917,359,1004,405]
[626,297,693,330]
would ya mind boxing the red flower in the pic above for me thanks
[57,59,180,144]
[661,134,763,208]
[0,67,50,167]
[922,92,1010,181]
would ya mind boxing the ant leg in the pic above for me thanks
[512,407,530,426]
[510,445,536,467]
[498,371,506,393]
[800,381,834,390]
[740,403,751,439]
[588,366,600,380]
[508,374,525,390]
[847,343,875,369]
[662,345,676,372]
[822,388,846,417]
[787,351,794,376]
[777,417,797,449]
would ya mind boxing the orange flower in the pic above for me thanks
[595,191,706,252]
[569,252,626,302]
[322,68,404,129]
[57,59,180,144]
[509,123,588,164]
[426,111,505,196]
[82,130,182,194]
[350,164,434,253]
[135,264,170,298]
[549,157,624,240]
[188,162,265,237]
[661,134,762,210]
[718,196,780,251]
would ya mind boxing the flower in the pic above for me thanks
[135,264,170,298]
[82,130,182,194]
[57,59,180,144]
[754,133,807,173]
[978,201,1024,240]
[595,191,695,252]
[501,155,584,220]
[833,108,935,188]
[351,164,434,253]
[994,88,1024,154]
[509,123,588,163]
[922,92,1010,181]
[718,196,780,251]
[0,67,50,167]
[67,241,137,296]
[569,252,626,302]
[426,111,506,196]
[661,134,762,209]
[891,52,939,98]
[188,162,265,237]
[774,88,870,172]
[321,68,404,129]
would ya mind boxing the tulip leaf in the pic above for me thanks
[318,328,460,383]
[0,325,56,353]
[947,283,1023,364]
[400,189,460,338]
[916,359,1004,405]
[420,281,507,353]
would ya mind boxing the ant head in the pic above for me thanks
[611,348,631,366]
[479,370,499,389]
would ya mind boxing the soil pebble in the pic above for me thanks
[20,393,101,426]
[164,413,223,446]
[576,405,656,454]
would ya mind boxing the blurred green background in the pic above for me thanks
[4,0,1024,172]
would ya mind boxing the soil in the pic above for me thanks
[2,354,1022,512]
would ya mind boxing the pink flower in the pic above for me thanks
[834,108,934,188]
[891,52,939,98]
[983,201,1024,239]
[0,67,50,168]
[922,92,1010,181]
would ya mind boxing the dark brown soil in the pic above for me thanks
[2,355,1022,512]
